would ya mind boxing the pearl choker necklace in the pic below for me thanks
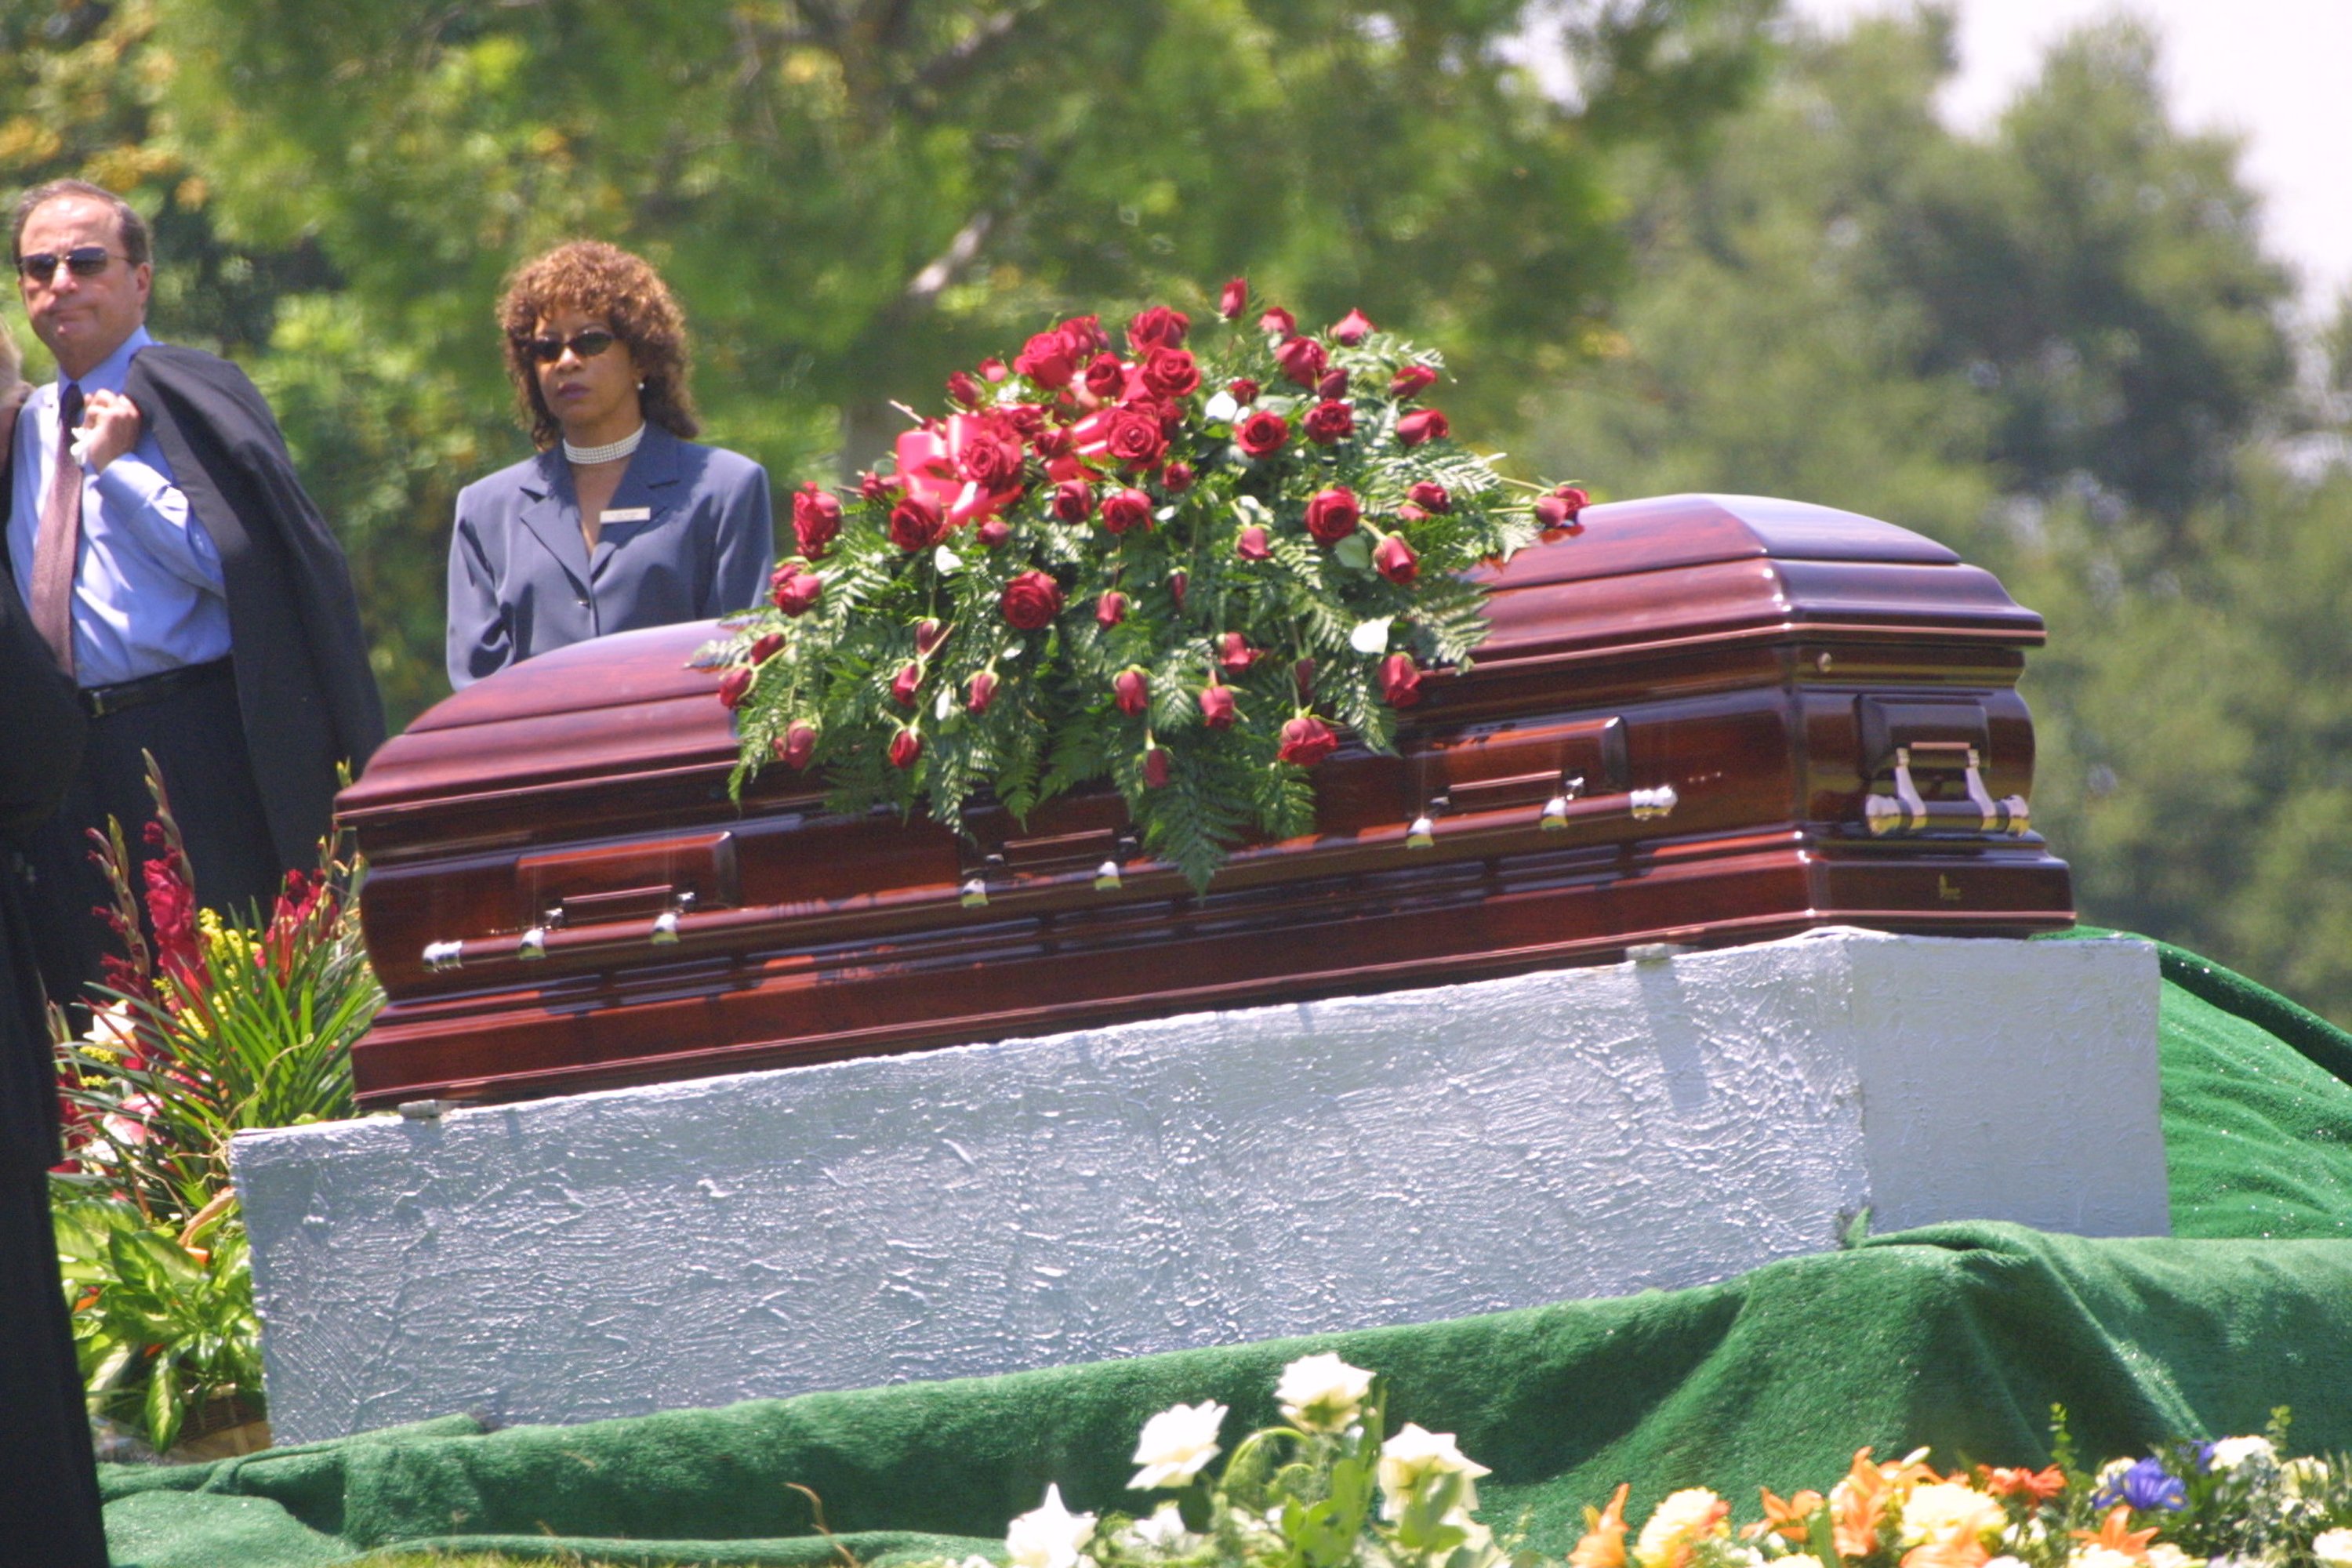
[562,423,646,466]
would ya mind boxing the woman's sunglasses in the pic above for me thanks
[520,328,619,364]
[15,246,127,284]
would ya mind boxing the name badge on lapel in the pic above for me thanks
[601,506,653,524]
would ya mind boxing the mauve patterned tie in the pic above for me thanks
[28,381,83,678]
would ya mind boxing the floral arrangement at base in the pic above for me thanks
[922,1357,2352,1568]
[708,282,1590,889]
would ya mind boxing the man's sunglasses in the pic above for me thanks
[519,328,619,364]
[15,246,128,284]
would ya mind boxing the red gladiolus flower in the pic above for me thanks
[1127,305,1190,353]
[1397,408,1450,446]
[1014,331,1077,389]
[750,633,785,664]
[1161,460,1195,493]
[1408,481,1451,514]
[1258,305,1296,336]
[1083,353,1127,401]
[1200,683,1237,729]
[891,662,923,708]
[1304,487,1362,545]
[1218,632,1260,673]
[1229,378,1260,405]
[967,670,999,713]
[1316,368,1350,399]
[915,618,948,657]
[1274,335,1328,388]
[1374,533,1420,584]
[1390,364,1438,398]
[1219,278,1249,319]
[793,484,842,558]
[1097,590,1128,627]
[1277,714,1340,768]
[947,369,982,408]
[889,728,923,769]
[719,666,755,710]
[1331,309,1374,344]
[1236,409,1290,458]
[1236,524,1271,561]
[775,722,818,768]
[1168,570,1188,610]
[976,517,1011,549]
[1113,667,1150,717]
[890,495,948,553]
[1001,569,1065,630]
[1380,652,1423,709]
[1101,488,1153,534]
[1142,347,1201,400]
[1053,478,1094,523]
[1303,399,1355,445]
[1144,746,1171,788]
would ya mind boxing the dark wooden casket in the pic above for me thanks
[340,493,2074,1109]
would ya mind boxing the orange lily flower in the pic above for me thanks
[1745,1488,1827,1543]
[2071,1507,2160,1561]
[1573,1483,1632,1568]
[1980,1466,2067,1504]
[1903,1521,1992,1568]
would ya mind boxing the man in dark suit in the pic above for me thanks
[0,353,107,1560]
[4,179,384,1006]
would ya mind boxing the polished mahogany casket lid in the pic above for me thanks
[340,493,2073,1108]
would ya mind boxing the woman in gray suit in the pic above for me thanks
[447,241,775,688]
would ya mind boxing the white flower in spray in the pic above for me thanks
[1276,1353,1375,1434]
[1377,1422,1493,1522]
[1006,1484,1098,1568]
[1130,1399,1228,1490]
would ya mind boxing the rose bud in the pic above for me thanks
[1235,409,1290,459]
[750,633,786,664]
[1127,304,1190,353]
[1113,667,1150,717]
[1083,353,1127,401]
[888,727,923,769]
[1200,682,1237,729]
[1097,590,1128,627]
[1303,399,1355,445]
[1274,334,1328,388]
[1229,378,1260,405]
[1294,658,1316,701]
[718,666,755,710]
[1168,570,1187,610]
[1101,488,1153,534]
[1218,631,1260,673]
[858,470,898,503]
[1303,487,1362,546]
[1000,568,1065,630]
[1316,367,1351,400]
[914,618,948,657]
[967,669,1000,713]
[769,563,802,608]
[774,722,818,769]
[1396,503,1430,524]
[793,484,843,558]
[1331,309,1375,345]
[1162,459,1195,493]
[982,358,1011,382]
[891,661,923,708]
[1144,746,1171,789]
[889,495,946,552]
[1277,714,1340,768]
[947,369,983,408]
[1408,481,1452,514]
[1236,524,1272,561]
[1390,363,1438,398]
[1052,478,1094,523]
[976,517,1012,549]
[774,568,823,617]
[1380,652,1423,709]
[1397,408,1450,446]
[1258,305,1296,336]
[1554,483,1590,519]
[1219,278,1249,319]
[1374,533,1420,584]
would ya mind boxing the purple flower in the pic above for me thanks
[2094,1457,2187,1513]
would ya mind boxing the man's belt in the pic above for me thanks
[81,656,235,720]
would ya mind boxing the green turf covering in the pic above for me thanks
[98,935,2352,1568]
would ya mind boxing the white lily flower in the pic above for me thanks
[1130,1399,1227,1490]
[1277,1353,1375,1433]
[1006,1484,1097,1568]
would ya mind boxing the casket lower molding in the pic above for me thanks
[339,493,2075,1109]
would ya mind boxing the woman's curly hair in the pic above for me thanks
[497,241,699,449]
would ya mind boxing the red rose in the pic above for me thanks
[1236,409,1290,458]
[1083,353,1127,401]
[1546,484,1591,525]
[718,666,754,710]
[1102,407,1167,468]
[1142,347,1201,400]
[1330,308,1374,345]
[1274,335,1328,388]
[890,495,948,552]
[976,517,1011,549]
[859,470,898,503]
[1101,488,1153,534]
[980,358,1008,383]
[1057,314,1109,354]
[1053,478,1094,523]
[1161,460,1195,493]
[947,370,982,408]
[1014,331,1077,389]
[967,670,999,713]
[1374,533,1420,584]
[1200,683,1237,728]
[1033,426,1074,461]
[889,728,923,769]
[915,618,948,657]
[1168,570,1187,609]
[771,565,823,616]
[1228,378,1260,405]
[890,661,922,708]
[1390,364,1438,398]
[774,722,817,769]
[1277,714,1339,768]
[1397,408,1450,446]
[1258,305,1296,336]
[793,484,842,558]
[1002,403,1047,437]
[959,428,1025,489]
[1219,278,1249,320]
[1144,746,1171,789]
[1113,667,1149,717]
[1001,569,1065,630]
[1218,631,1259,673]
[1127,305,1190,353]
[1380,653,1423,709]
[1236,524,1271,561]
[1396,503,1429,524]
[1097,590,1127,627]
[750,633,785,664]
[1303,399,1356,445]
[1304,487,1361,546]
[1408,481,1451,514]
[1316,367,1350,399]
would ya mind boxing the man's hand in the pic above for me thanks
[75,388,144,472]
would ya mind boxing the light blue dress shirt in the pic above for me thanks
[6,326,230,688]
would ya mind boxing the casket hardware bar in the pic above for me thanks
[422,939,463,974]
[650,890,696,945]
[1541,775,1588,830]
[1864,743,2028,837]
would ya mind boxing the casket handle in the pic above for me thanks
[1864,743,2029,837]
